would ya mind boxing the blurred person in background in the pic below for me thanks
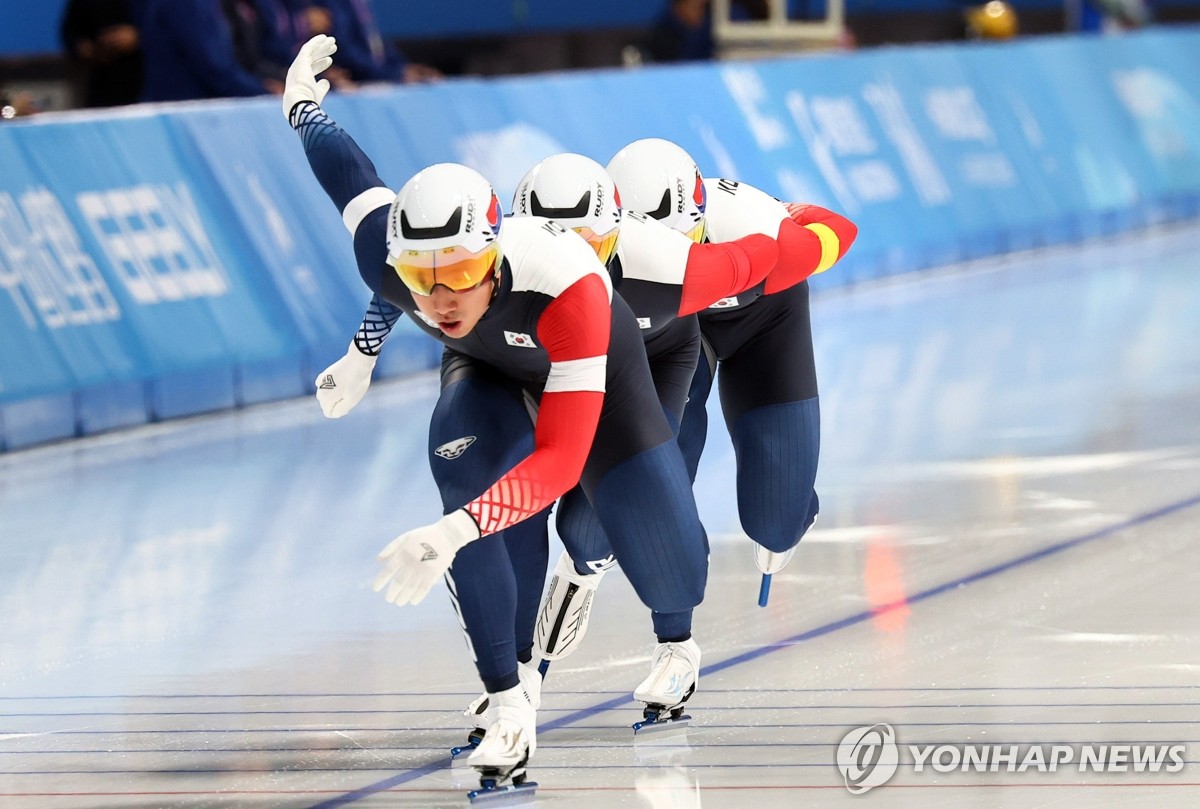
[637,0,773,65]
[139,0,281,101]
[60,0,144,107]
[643,0,714,63]
[314,0,441,83]
[0,86,37,120]
[254,1,356,91]
[1078,0,1152,31]
[223,0,292,93]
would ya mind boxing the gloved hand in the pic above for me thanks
[283,34,337,119]
[315,343,377,418]
[373,509,481,606]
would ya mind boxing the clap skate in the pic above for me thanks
[453,661,543,759]
[632,638,700,736]
[465,685,538,804]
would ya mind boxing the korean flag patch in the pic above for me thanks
[504,331,537,348]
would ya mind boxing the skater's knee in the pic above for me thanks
[740,496,817,553]
[630,554,707,614]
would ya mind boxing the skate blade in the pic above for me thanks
[758,573,772,607]
[451,727,487,761]
[467,780,538,804]
[632,713,691,736]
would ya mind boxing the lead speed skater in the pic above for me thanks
[283,35,715,794]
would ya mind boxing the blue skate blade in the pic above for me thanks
[632,713,691,736]
[451,747,477,765]
[451,728,485,761]
[467,780,538,805]
[758,573,772,607]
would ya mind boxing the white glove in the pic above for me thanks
[373,509,481,606]
[315,343,377,418]
[283,34,337,119]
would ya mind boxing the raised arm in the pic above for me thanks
[284,37,394,217]
[285,37,409,415]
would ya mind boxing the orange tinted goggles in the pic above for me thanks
[684,219,707,245]
[573,226,619,266]
[389,243,502,296]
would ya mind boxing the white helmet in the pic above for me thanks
[513,153,622,266]
[386,163,503,295]
[606,138,707,244]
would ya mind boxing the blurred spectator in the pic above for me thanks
[315,0,441,83]
[223,0,290,92]
[60,0,144,107]
[287,0,335,41]
[1080,0,1152,32]
[139,0,277,101]
[964,1,1019,40]
[253,0,307,64]
[256,1,356,89]
[1,86,37,120]
[248,0,304,68]
[643,0,714,63]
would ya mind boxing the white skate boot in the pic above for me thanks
[534,550,613,660]
[632,637,701,735]
[753,543,797,575]
[754,544,796,608]
[466,684,538,802]
[455,660,542,758]
[755,512,814,607]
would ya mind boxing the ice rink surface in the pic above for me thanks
[2,224,1199,807]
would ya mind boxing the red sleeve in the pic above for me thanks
[785,204,859,261]
[764,204,859,295]
[464,273,610,536]
[677,234,779,316]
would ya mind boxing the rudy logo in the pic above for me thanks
[837,724,899,794]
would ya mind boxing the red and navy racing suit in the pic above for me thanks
[680,179,857,557]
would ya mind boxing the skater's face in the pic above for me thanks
[411,274,495,339]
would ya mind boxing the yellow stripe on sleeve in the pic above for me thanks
[805,222,841,275]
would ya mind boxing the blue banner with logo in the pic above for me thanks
[2,28,1199,450]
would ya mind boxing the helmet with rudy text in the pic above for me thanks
[606,138,706,244]
[513,153,622,267]
[386,163,503,295]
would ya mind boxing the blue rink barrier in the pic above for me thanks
[2,29,1200,451]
